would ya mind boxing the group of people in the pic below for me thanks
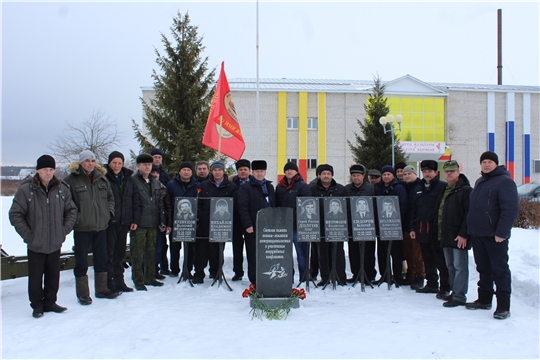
[9,148,518,321]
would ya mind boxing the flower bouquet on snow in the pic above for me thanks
[242,284,306,320]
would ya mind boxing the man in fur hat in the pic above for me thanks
[64,150,120,305]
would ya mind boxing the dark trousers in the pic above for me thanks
[194,239,221,277]
[74,230,108,277]
[171,241,194,275]
[155,231,168,274]
[310,242,319,278]
[232,225,245,276]
[169,240,183,275]
[292,232,306,280]
[27,249,61,310]
[377,239,404,282]
[244,232,257,284]
[471,236,511,296]
[419,242,450,291]
[317,239,346,282]
[106,224,129,284]
[348,240,377,281]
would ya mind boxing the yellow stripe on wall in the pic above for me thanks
[318,92,326,164]
[277,92,287,175]
[299,92,308,160]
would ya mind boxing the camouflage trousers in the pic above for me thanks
[130,227,157,285]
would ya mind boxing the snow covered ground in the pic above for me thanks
[2,196,539,359]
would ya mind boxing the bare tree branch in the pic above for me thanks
[46,110,124,165]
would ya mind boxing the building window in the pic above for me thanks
[307,117,318,130]
[308,159,317,169]
[286,117,298,130]
[287,158,298,164]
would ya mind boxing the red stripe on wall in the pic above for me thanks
[507,161,514,180]
[298,159,307,182]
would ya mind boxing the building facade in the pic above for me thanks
[142,75,540,185]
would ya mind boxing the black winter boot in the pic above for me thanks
[75,275,92,305]
[411,276,424,290]
[95,272,121,299]
[493,294,511,320]
[465,288,493,310]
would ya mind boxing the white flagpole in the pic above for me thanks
[256,0,260,158]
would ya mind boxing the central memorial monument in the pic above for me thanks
[254,207,298,308]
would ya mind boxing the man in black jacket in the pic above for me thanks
[194,161,238,284]
[309,164,347,286]
[104,151,138,293]
[410,160,450,299]
[231,159,251,281]
[151,166,173,280]
[437,160,472,307]
[150,148,170,186]
[344,164,375,283]
[238,160,276,285]
[402,166,425,290]
[276,161,312,282]
[130,154,165,291]
[465,151,519,320]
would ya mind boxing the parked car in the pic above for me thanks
[517,182,540,201]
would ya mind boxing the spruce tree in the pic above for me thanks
[133,12,216,174]
[348,76,407,171]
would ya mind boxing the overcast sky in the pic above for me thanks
[2,1,539,166]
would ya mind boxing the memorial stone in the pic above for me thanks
[209,197,233,242]
[172,197,197,242]
[376,196,403,240]
[296,197,320,242]
[323,197,348,242]
[256,207,294,298]
[350,196,377,241]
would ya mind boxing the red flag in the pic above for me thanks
[202,62,245,161]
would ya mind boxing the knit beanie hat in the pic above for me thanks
[211,161,225,171]
[284,161,299,172]
[151,165,160,173]
[381,165,395,176]
[480,151,499,165]
[108,151,125,164]
[79,150,95,164]
[36,155,56,170]
[150,148,164,157]
[179,161,193,171]
[402,165,416,175]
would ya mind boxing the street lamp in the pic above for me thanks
[379,114,403,167]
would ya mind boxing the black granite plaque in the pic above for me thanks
[350,196,376,241]
[323,197,348,242]
[209,197,233,242]
[172,197,197,242]
[296,197,320,242]
[256,207,293,298]
[376,196,403,241]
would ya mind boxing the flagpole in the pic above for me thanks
[218,115,223,158]
[255,0,260,158]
